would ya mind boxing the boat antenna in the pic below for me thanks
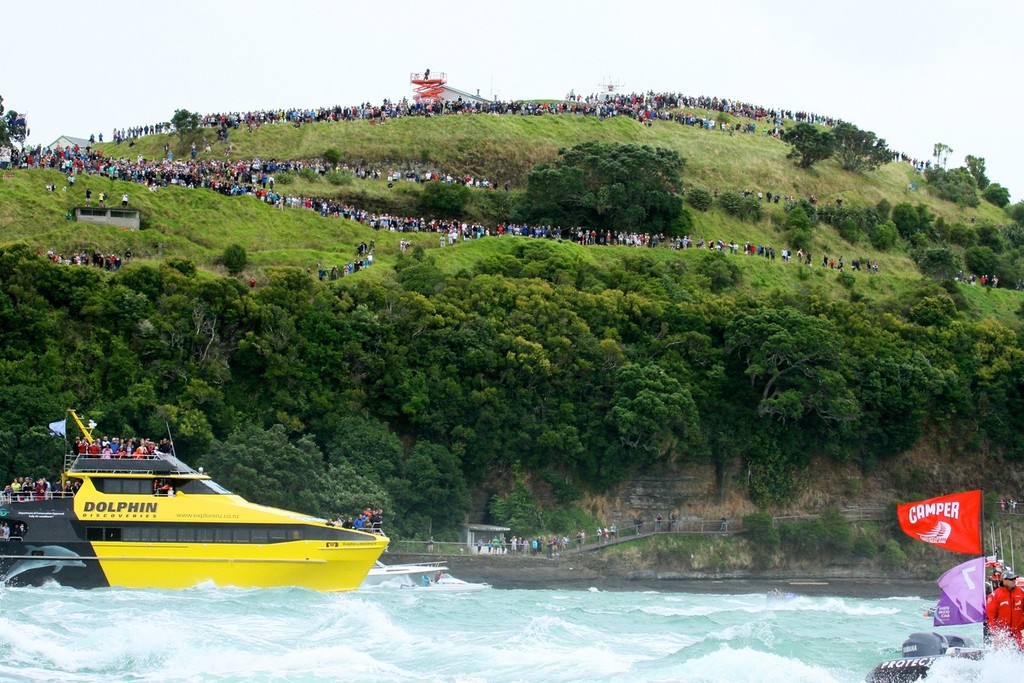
[165,420,177,458]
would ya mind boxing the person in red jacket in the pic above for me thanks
[986,570,1024,648]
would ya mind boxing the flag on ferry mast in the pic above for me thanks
[933,556,986,626]
[48,418,67,437]
[896,490,983,555]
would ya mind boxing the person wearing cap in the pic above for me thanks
[986,570,1024,648]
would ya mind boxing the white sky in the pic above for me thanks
[6,0,1022,201]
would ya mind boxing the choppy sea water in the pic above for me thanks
[2,583,1022,682]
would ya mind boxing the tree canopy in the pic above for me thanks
[517,142,685,233]
[783,123,835,169]
[831,122,890,173]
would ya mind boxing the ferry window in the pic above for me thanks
[251,529,268,544]
[233,530,249,543]
[104,528,122,541]
[87,527,104,541]
[177,480,232,495]
[215,529,233,543]
[101,480,122,494]
[141,528,160,542]
[159,528,177,542]
[123,528,141,542]
[291,530,302,541]
[202,480,233,495]
[269,529,287,542]
[196,528,214,543]
[177,528,195,543]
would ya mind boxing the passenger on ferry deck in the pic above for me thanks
[109,437,121,455]
[87,440,101,455]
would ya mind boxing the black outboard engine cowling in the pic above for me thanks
[866,632,984,683]
[901,632,948,658]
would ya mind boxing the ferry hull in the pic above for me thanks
[1,537,387,591]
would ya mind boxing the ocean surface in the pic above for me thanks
[2,582,1022,683]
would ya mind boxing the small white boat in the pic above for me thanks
[359,560,448,588]
[398,572,490,592]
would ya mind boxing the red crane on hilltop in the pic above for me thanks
[410,70,447,103]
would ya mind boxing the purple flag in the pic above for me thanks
[933,556,986,627]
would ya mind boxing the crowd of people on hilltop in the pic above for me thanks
[8,88,985,284]
[87,87,931,170]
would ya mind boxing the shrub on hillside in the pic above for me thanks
[274,172,296,186]
[977,223,1006,253]
[717,190,743,216]
[298,168,320,183]
[779,519,826,555]
[691,250,741,292]
[717,191,763,222]
[880,539,908,569]
[892,203,935,240]
[947,223,978,247]
[819,508,854,556]
[686,187,713,211]
[838,218,863,243]
[869,221,898,250]
[983,183,1010,208]
[166,258,196,278]
[325,170,354,186]
[786,206,813,252]
[670,207,695,238]
[925,167,980,207]
[419,181,471,217]
[323,148,341,166]
[852,533,878,559]
[743,512,779,569]
[911,247,962,280]
[875,198,892,221]
[964,245,998,276]
[222,244,247,275]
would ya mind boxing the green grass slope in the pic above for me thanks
[1,112,1020,324]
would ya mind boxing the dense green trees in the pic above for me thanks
[3,236,1024,531]
[517,142,684,233]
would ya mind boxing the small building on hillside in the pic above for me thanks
[47,135,93,151]
[74,206,141,230]
[436,85,492,106]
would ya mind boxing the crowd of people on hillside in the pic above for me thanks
[8,87,991,285]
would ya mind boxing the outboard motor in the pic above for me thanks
[866,632,984,683]
[901,632,948,658]
[945,635,976,649]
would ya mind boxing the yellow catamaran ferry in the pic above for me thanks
[0,412,388,590]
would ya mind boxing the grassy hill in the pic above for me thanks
[2,111,1020,325]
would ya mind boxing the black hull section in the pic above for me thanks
[0,541,111,588]
[866,651,984,683]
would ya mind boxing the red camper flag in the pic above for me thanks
[897,490,983,555]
